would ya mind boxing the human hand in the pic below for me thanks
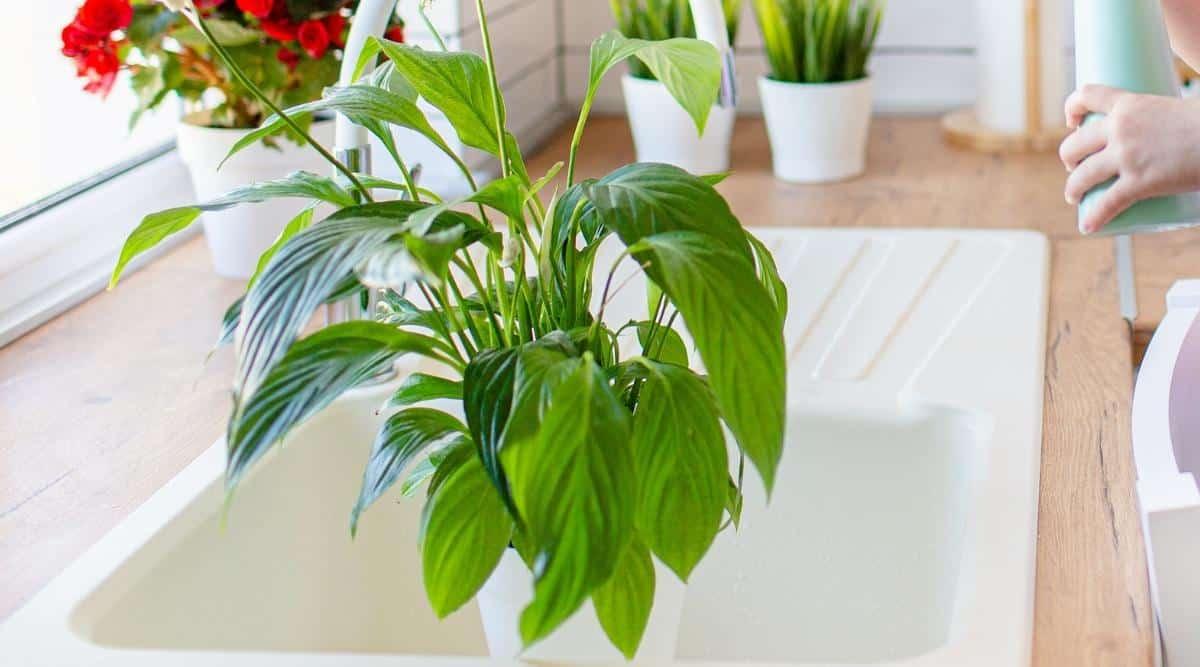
[1060,84,1200,233]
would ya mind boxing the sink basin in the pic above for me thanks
[0,229,1050,666]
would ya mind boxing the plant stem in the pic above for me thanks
[453,255,503,341]
[473,0,510,179]
[565,94,595,186]
[418,3,449,52]
[187,9,373,202]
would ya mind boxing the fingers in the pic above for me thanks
[1065,149,1119,206]
[1064,84,1124,128]
[1079,178,1138,234]
[1058,118,1108,171]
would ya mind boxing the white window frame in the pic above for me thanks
[0,146,198,346]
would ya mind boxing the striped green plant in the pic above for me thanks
[752,0,883,83]
[610,0,742,79]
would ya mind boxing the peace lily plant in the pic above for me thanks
[111,0,787,658]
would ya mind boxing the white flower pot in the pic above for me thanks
[759,76,873,183]
[477,549,687,662]
[175,113,336,279]
[622,74,736,174]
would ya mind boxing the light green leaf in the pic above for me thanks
[111,172,351,288]
[227,322,440,489]
[501,356,635,646]
[636,322,688,367]
[249,206,316,289]
[405,174,527,238]
[631,360,727,579]
[351,408,467,534]
[627,232,786,492]
[587,30,720,134]
[386,373,463,409]
[592,538,656,660]
[421,453,513,618]
[584,163,752,260]
[747,231,789,319]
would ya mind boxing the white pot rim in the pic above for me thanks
[178,110,335,137]
[758,74,873,89]
[622,72,669,88]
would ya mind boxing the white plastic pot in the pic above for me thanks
[759,76,873,183]
[175,112,335,279]
[477,549,687,662]
[622,74,736,174]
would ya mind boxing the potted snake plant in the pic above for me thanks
[611,0,742,173]
[752,0,883,182]
[111,0,788,661]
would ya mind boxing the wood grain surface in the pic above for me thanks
[0,116,1166,665]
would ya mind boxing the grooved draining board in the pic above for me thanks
[0,228,1050,666]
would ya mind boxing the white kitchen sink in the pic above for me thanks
[0,229,1049,666]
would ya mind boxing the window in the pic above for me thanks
[1,1,177,225]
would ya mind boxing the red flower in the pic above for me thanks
[76,45,120,97]
[297,19,329,59]
[236,0,274,19]
[74,0,132,36]
[385,24,405,43]
[260,18,299,42]
[61,21,105,57]
[324,12,347,48]
[276,46,300,72]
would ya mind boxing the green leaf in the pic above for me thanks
[636,322,688,367]
[501,356,635,646]
[585,163,752,261]
[249,206,316,289]
[223,85,453,170]
[364,38,505,155]
[111,172,354,288]
[404,174,527,239]
[421,453,513,618]
[227,322,440,489]
[631,360,727,579]
[351,408,468,534]
[174,18,262,48]
[587,30,721,134]
[215,295,244,350]
[592,538,656,659]
[502,333,579,448]
[747,231,789,319]
[386,373,463,409]
[462,347,520,501]
[627,232,786,492]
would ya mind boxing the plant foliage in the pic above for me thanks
[110,0,789,658]
[610,0,742,79]
[751,0,883,83]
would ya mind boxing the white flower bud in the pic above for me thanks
[157,0,192,11]
[500,235,520,268]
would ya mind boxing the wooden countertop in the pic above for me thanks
[0,116,1168,665]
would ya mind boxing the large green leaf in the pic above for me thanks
[587,30,721,133]
[462,347,519,501]
[362,38,504,155]
[420,452,513,618]
[386,373,463,409]
[584,163,752,261]
[350,407,468,534]
[592,538,656,660]
[631,360,727,579]
[234,201,482,400]
[226,322,440,488]
[501,333,579,448]
[406,174,528,236]
[627,232,785,492]
[747,231,789,319]
[501,356,635,646]
[110,172,352,288]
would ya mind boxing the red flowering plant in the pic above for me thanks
[60,0,404,135]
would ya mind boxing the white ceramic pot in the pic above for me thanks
[175,112,336,279]
[759,76,873,183]
[477,549,687,662]
[622,74,736,174]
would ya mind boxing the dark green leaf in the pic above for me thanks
[462,347,519,501]
[592,538,656,659]
[501,356,635,646]
[747,231,789,319]
[631,360,727,579]
[227,322,440,489]
[421,453,513,617]
[627,232,786,492]
[387,373,463,409]
[351,407,467,534]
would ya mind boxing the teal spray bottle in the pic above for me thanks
[1076,0,1200,235]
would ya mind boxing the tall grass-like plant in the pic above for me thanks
[610,0,742,79]
[752,0,883,83]
[112,0,787,658]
